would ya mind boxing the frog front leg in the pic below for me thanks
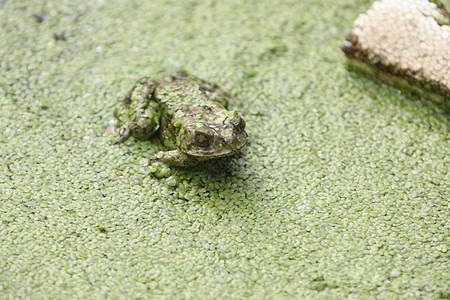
[148,150,198,178]
[113,77,160,144]
[149,150,197,167]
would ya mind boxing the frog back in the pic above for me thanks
[155,81,229,150]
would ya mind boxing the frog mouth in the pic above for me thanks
[189,147,235,158]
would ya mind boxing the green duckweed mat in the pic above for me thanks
[1,0,449,298]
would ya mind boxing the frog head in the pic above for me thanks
[180,114,247,158]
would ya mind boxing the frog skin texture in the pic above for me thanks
[114,71,248,167]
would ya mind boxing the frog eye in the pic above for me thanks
[194,133,211,147]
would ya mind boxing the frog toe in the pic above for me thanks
[113,127,131,145]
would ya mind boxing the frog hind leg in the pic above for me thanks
[114,77,160,144]
[171,70,233,108]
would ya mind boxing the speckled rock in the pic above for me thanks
[342,0,450,104]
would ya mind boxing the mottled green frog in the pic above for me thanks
[114,71,247,170]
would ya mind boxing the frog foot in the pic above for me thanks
[112,127,131,145]
[148,161,173,178]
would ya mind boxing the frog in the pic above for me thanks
[113,70,248,172]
